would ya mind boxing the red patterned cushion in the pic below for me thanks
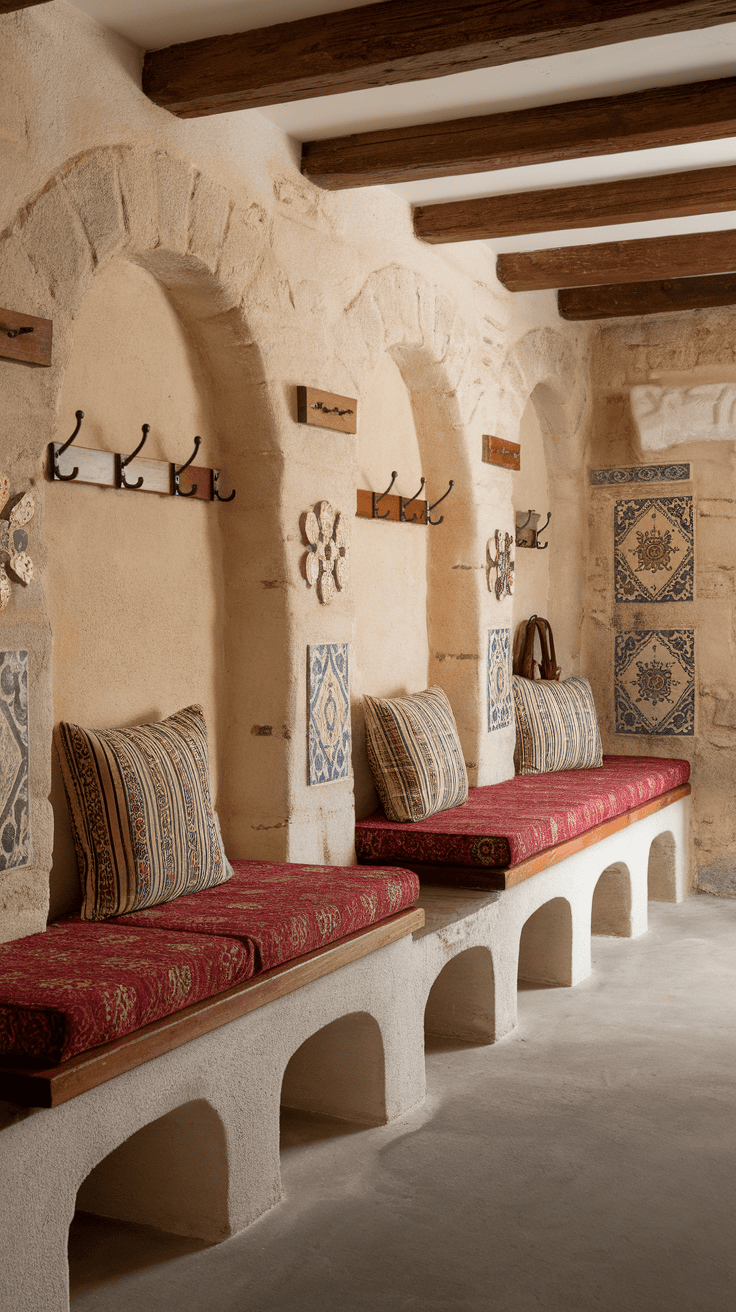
[114,861,420,971]
[355,755,690,870]
[0,922,253,1065]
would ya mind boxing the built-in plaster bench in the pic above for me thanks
[357,756,691,1047]
[0,861,425,1312]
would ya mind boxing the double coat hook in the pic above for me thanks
[117,424,150,490]
[51,410,84,481]
[172,436,202,497]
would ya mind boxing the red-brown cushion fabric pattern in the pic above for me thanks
[115,861,420,971]
[355,755,690,870]
[0,921,253,1065]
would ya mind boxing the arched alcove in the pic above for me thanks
[648,831,678,901]
[592,863,632,936]
[352,353,429,815]
[424,946,496,1044]
[518,897,573,986]
[512,390,552,640]
[72,1100,231,1242]
[280,1012,387,1126]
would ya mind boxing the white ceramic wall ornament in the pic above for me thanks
[304,500,349,605]
[487,530,514,599]
[0,477,35,612]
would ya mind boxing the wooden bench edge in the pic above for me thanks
[0,906,424,1109]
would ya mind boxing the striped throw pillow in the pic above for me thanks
[363,687,468,823]
[513,676,603,775]
[56,705,233,920]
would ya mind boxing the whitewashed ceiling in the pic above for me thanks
[69,1,736,254]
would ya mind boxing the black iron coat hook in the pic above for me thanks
[5,325,33,339]
[172,436,202,497]
[117,424,150,490]
[51,410,84,481]
[427,480,455,525]
[373,471,397,519]
[401,477,426,522]
[213,470,236,503]
[535,512,551,549]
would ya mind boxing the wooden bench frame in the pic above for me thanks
[361,784,690,891]
[0,907,424,1109]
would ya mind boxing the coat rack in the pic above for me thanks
[356,472,455,525]
[48,412,236,503]
[515,509,551,550]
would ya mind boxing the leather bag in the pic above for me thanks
[514,614,561,681]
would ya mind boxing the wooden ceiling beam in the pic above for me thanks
[498,228,736,291]
[303,76,736,190]
[0,1,52,11]
[414,163,736,243]
[142,0,736,118]
[558,272,736,319]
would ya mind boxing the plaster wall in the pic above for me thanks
[582,309,736,896]
[0,3,591,939]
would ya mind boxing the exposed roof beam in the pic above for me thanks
[142,0,736,118]
[302,76,736,190]
[0,1,51,11]
[558,272,736,319]
[498,228,736,291]
[414,163,736,243]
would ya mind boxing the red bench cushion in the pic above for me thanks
[0,922,253,1065]
[114,860,420,971]
[355,755,690,870]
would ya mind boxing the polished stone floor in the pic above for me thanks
[70,895,736,1312]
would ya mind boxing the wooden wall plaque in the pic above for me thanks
[483,434,520,471]
[297,386,357,434]
[0,307,52,367]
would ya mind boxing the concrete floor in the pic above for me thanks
[70,896,736,1312]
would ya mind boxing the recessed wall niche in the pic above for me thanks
[46,259,226,916]
[351,353,429,817]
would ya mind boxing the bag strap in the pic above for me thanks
[514,615,561,681]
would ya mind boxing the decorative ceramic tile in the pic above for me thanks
[487,628,513,732]
[308,644,351,784]
[0,650,31,871]
[486,530,514,599]
[0,478,35,612]
[615,630,694,736]
[303,501,349,605]
[614,496,693,603]
[590,464,690,486]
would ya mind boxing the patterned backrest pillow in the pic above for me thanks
[56,704,233,920]
[363,686,468,823]
[512,675,603,775]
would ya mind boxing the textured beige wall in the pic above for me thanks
[47,260,224,916]
[0,3,591,939]
[582,309,736,897]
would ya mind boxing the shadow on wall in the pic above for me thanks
[47,255,282,916]
[281,1011,387,1127]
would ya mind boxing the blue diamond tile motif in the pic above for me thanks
[615,630,694,736]
[614,496,693,603]
[0,650,31,871]
[591,464,690,486]
[308,643,351,785]
[487,628,512,732]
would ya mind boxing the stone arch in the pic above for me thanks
[496,327,590,678]
[592,862,633,937]
[518,896,574,987]
[424,945,496,1045]
[280,1011,387,1126]
[72,1098,231,1243]
[648,830,678,902]
[340,266,486,781]
[0,145,282,933]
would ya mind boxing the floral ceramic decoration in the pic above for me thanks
[0,477,35,612]
[487,530,514,599]
[304,500,349,605]
[614,496,693,603]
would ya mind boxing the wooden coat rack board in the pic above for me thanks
[48,413,235,502]
[356,472,455,525]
